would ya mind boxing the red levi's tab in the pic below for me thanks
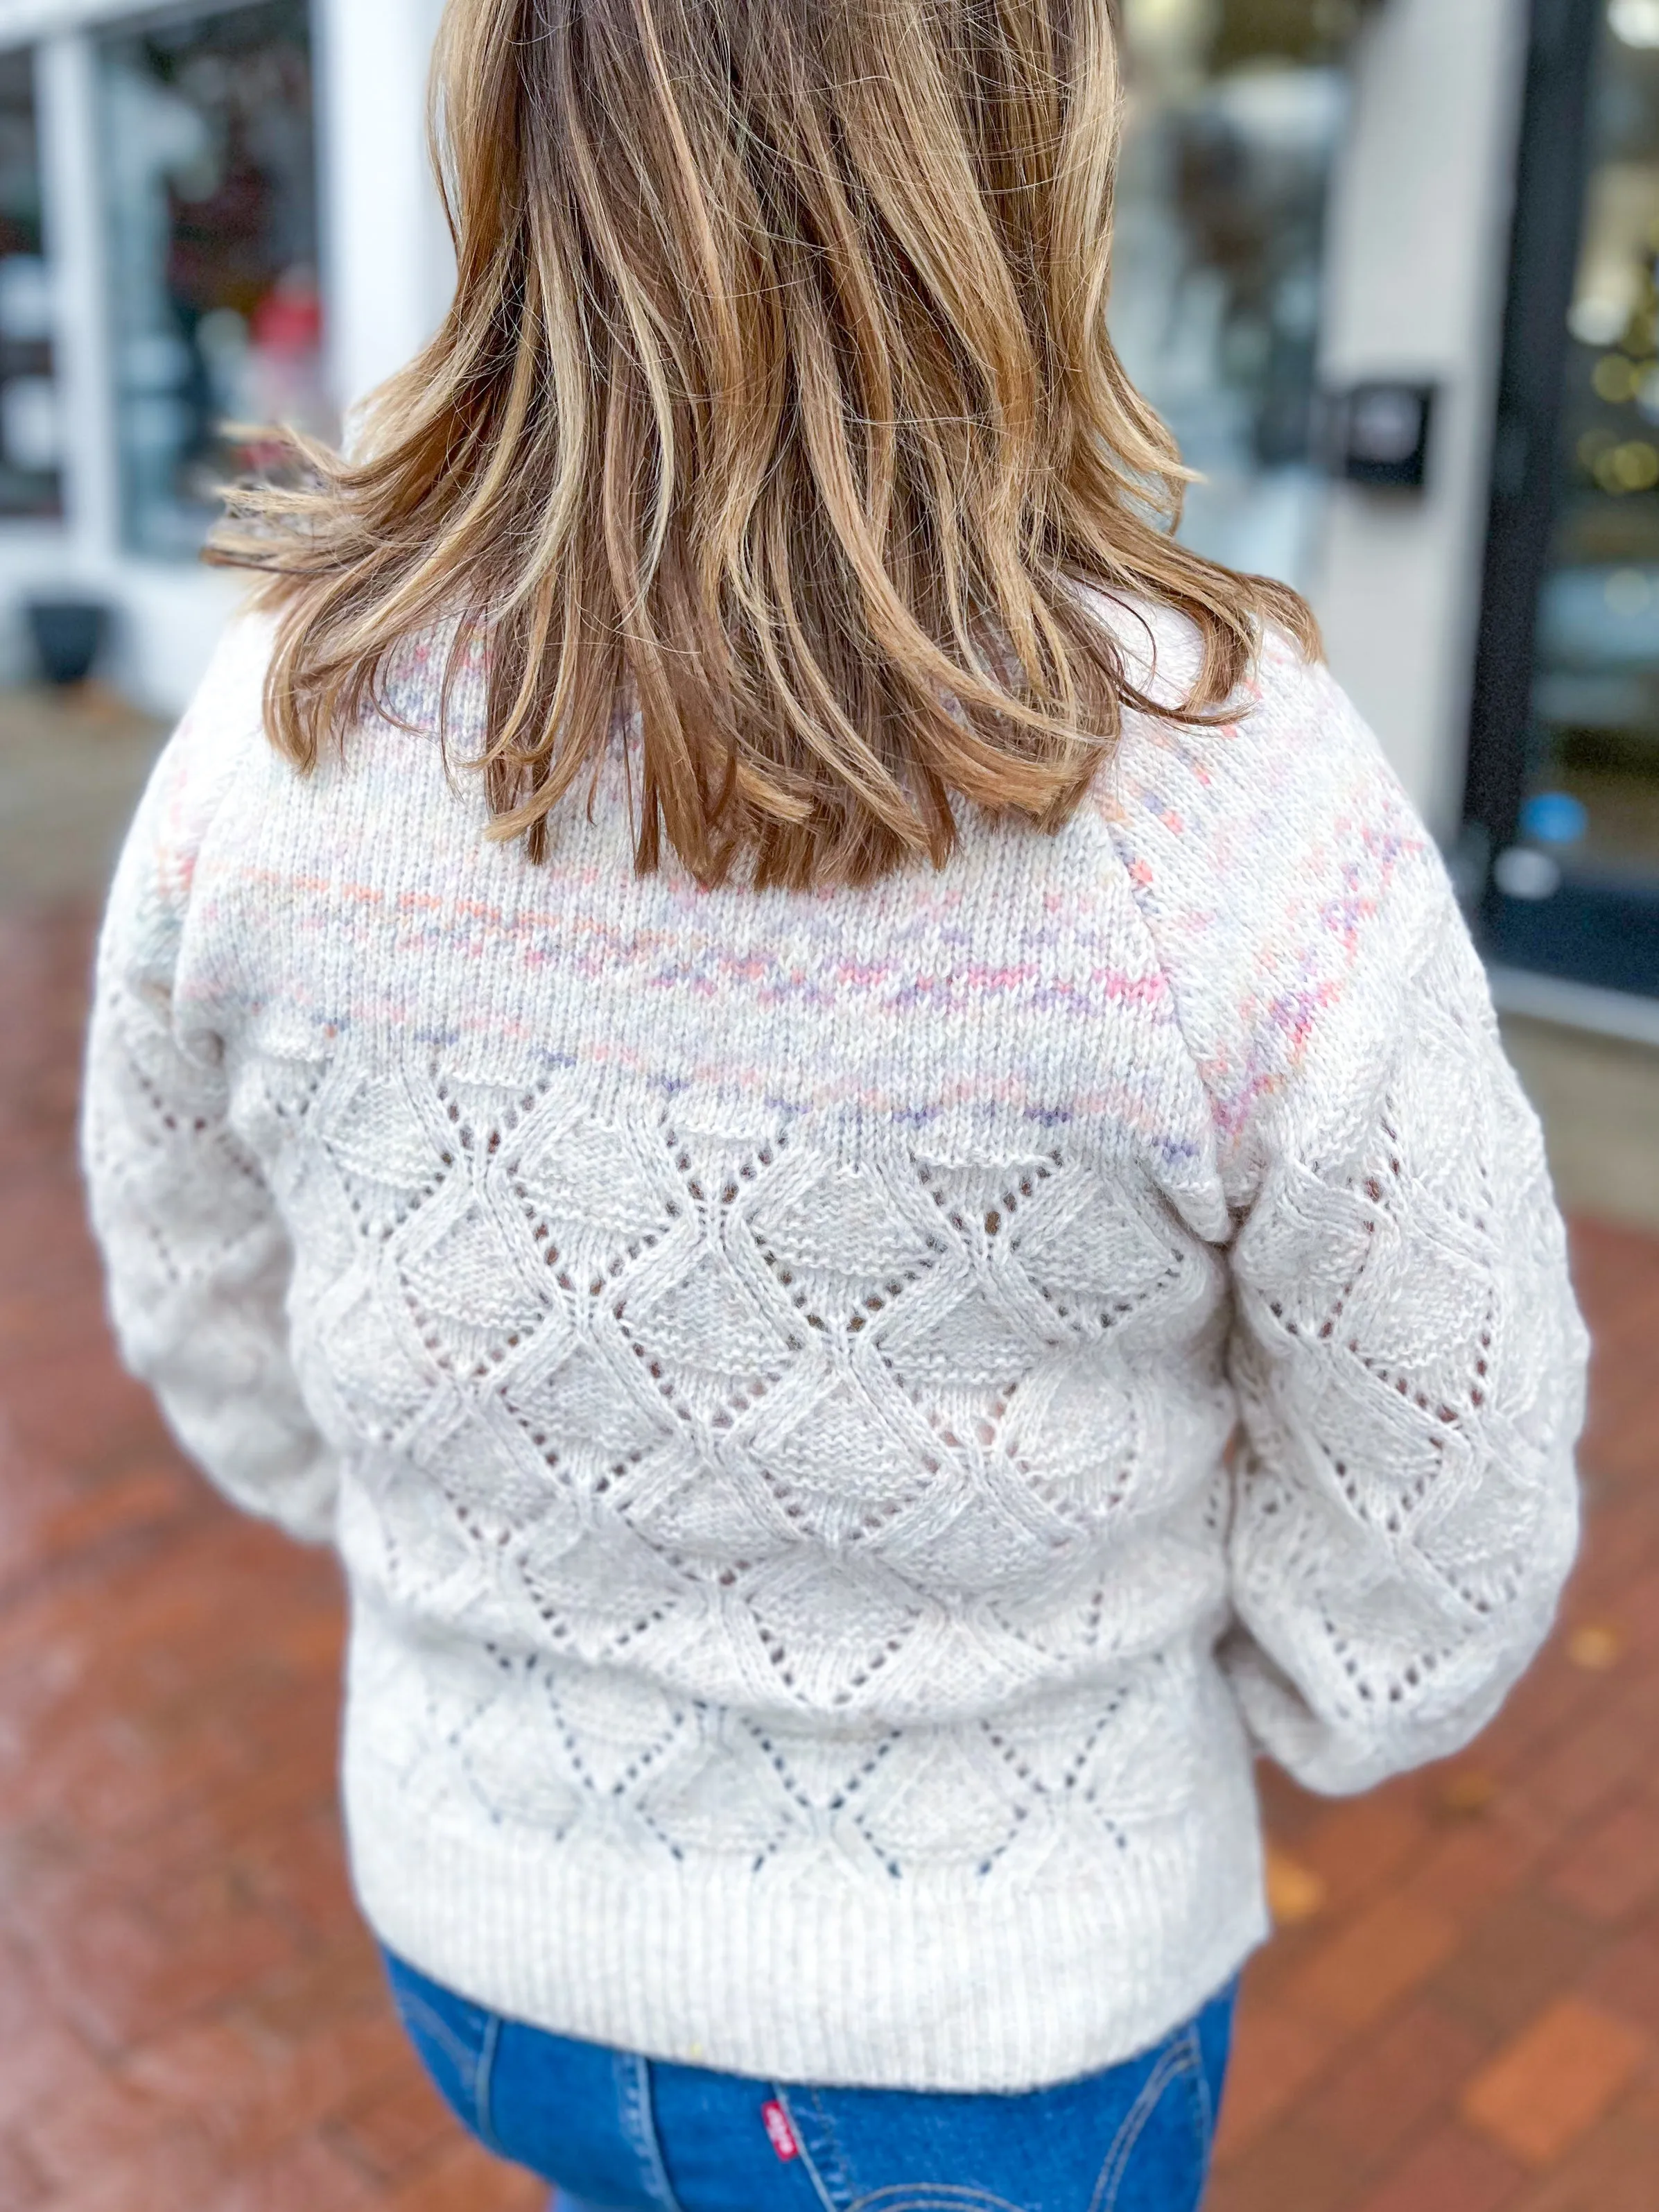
[761,2100,801,2161]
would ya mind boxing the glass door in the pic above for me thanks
[1467,0,1659,998]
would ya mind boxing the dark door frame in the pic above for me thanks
[1459,0,1659,998]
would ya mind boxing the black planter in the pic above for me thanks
[26,597,109,686]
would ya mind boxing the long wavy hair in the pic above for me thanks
[210,0,1319,888]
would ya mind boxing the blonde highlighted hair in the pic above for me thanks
[211,0,1319,888]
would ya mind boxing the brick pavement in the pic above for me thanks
[1,898,1657,2211]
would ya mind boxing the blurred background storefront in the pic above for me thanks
[0,0,444,703]
[0,0,1653,1028]
[1121,0,1659,1032]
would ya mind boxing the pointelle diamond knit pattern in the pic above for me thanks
[83,601,1588,2091]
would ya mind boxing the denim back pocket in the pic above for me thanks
[777,2000,1226,2212]
[382,1949,504,2152]
[1086,2021,1212,2212]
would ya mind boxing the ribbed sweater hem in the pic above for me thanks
[343,1750,1269,2093]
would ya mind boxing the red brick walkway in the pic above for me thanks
[2,904,1656,2211]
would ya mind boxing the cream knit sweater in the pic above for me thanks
[85,603,1586,2091]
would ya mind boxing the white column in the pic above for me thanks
[314,0,452,430]
[1311,0,1531,840]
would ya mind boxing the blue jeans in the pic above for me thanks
[383,1948,1237,2212]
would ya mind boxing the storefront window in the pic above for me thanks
[98,0,325,560]
[0,48,61,521]
[1111,0,1358,589]
[1524,6,1659,883]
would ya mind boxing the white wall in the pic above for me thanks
[315,0,452,426]
[1312,0,1531,840]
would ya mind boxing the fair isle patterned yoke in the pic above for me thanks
[83,600,1587,2091]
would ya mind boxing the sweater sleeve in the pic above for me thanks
[82,619,338,1544]
[1108,632,1588,1795]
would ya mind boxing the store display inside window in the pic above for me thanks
[0,48,62,522]
[1524,1,1659,883]
[98,0,324,559]
[1111,0,1363,589]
